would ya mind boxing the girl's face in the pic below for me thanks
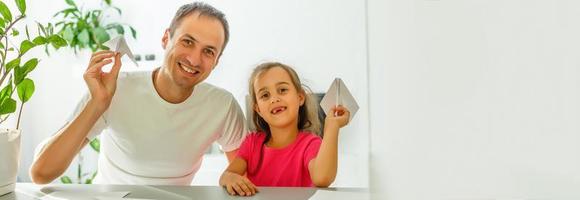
[253,67,305,130]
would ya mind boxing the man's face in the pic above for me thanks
[161,13,225,90]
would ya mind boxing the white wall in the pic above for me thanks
[15,0,369,187]
[369,0,580,199]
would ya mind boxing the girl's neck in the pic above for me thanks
[267,125,300,148]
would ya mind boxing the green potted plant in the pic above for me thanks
[0,0,66,196]
[50,0,136,184]
[54,0,136,53]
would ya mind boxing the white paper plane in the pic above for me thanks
[103,36,138,66]
[320,78,359,121]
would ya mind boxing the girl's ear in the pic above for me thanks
[254,103,262,115]
[299,92,305,106]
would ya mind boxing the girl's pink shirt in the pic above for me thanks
[237,131,322,187]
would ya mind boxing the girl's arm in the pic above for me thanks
[219,157,258,196]
[309,106,350,187]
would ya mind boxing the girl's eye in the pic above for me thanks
[260,93,269,99]
[279,88,288,93]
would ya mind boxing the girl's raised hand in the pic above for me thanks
[325,105,351,129]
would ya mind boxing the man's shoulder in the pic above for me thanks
[196,82,235,101]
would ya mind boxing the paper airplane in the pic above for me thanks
[320,78,359,121]
[103,36,138,66]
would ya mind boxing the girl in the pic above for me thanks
[219,62,350,196]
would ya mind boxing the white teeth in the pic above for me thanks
[271,107,286,114]
[179,62,198,74]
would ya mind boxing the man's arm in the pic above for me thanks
[30,102,103,184]
[30,51,122,184]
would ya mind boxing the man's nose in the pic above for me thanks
[184,49,202,66]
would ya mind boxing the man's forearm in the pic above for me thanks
[30,101,104,184]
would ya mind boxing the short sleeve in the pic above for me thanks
[303,137,322,169]
[69,92,107,140]
[236,134,255,162]
[216,97,249,152]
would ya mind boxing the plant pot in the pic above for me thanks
[0,129,21,196]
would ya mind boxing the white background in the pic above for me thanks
[4,0,580,198]
[369,0,580,199]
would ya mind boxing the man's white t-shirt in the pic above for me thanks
[66,70,247,185]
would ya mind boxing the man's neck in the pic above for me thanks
[152,67,194,104]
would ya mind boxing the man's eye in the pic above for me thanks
[183,40,193,46]
[204,49,215,57]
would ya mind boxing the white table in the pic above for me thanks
[0,183,369,200]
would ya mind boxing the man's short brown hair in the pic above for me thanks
[169,2,230,56]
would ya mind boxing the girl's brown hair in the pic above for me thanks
[247,62,321,175]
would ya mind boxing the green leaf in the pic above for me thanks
[14,66,24,85]
[37,22,46,35]
[104,0,111,6]
[0,1,12,22]
[48,34,67,49]
[0,17,5,29]
[92,27,110,44]
[32,36,47,45]
[0,41,4,49]
[46,22,53,34]
[53,8,77,18]
[129,26,136,39]
[20,40,35,55]
[5,57,20,73]
[65,0,76,7]
[60,176,72,184]
[62,26,74,42]
[90,138,100,152]
[15,0,26,15]
[111,24,123,34]
[0,83,13,102]
[113,7,121,15]
[22,58,38,74]
[11,28,18,36]
[90,10,101,26]
[77,29,89,46]
[17,78,34,103]
[0,98,16,115]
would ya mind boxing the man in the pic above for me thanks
[30,2,247,185]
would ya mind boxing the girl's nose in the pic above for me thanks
[271,97,280,104]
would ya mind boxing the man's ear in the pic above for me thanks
[161,29,170,49]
